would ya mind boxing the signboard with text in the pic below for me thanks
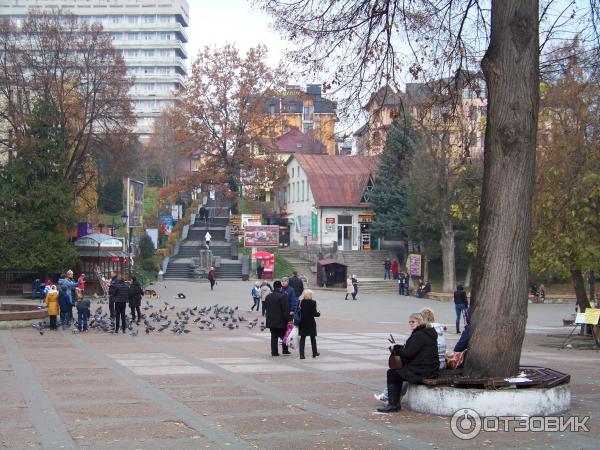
[408,254,422,277]
[244,225,279,248]
[127,179,144,228]
[241,214,262,228]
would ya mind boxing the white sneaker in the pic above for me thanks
[373,393,388,403]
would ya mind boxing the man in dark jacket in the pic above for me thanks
[264,280,290,356]
[378,312,439,412]
[288,271,304,298]
[281,277,298,316]
[113,276,130,334]
[129,276,143,324]
[108,271,118,319]
[453,283,469,334]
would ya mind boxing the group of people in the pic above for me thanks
[259,271,321,359]
[106,271,144,334]
[41,270,90,331]
[345,274,359,300]
[383,258,401,280]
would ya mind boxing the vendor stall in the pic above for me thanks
[317,259,347,288]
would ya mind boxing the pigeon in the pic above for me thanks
[131,329,139,337]
[39,330,44,336]
[177,293,186,299]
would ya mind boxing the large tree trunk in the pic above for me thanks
[440,219,456,292]
[465,0,539,378]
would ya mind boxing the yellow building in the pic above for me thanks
[261,84,338,156]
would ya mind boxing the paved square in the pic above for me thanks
[1,280,598,449]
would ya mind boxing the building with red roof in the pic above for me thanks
[280,154,379,250]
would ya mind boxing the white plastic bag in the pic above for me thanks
[286,326,300,349]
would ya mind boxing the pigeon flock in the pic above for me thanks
[32,299,266,337]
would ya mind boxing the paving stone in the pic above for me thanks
[222,363,304,373]
[0,406,29,421]
[308,362,383,371]
[0,426,40,448]
[185,397,289,415]
[128,365,211,376]
[160,385,262,400]
[221,413,344,435]
[56,402,168,421]
[68,420,201,442]
[245,430,395,450]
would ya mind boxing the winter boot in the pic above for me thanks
[456,324,461,334]
[377,382,401,412]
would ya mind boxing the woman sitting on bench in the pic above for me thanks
[377,312,439,412]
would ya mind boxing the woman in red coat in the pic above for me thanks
[391,260,399,280]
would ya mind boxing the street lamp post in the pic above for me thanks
[120,211,131,277]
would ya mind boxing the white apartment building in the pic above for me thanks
[0,0,189,140]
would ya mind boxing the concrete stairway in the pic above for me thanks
[356,279,399,294]
[341,250,395,279]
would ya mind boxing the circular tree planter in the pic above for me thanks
[406,366,571,417]
[0,303,47,329]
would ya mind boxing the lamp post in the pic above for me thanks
[120,211,131,277]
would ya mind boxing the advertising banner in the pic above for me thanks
[408,254,422,277]
[244,225,279,248]
[241,214,262,228]
[127,179,144,228]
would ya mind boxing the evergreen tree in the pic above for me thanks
[0,98,77,271]
[369,114,419,236]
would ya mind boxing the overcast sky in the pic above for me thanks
[186,0,286,68]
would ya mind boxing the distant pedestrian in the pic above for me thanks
[251,281,261,311]
[345,276,354,300]
[391,260,399,280]
[129,276,143,324]
[351,275,359,300]
[298,290,320,359]
[256,259,264,279]
[539,283,546,302]
[108,271,118,319]
[289,271,304,298]
[453,283,468,334]
[208,266,217,290]
[199,205,207,226]
[205,231,212,249]
[76,296,91,332]
[45,285,59,330]
[383,258,391,280]
[399,272,409,296]
[264,280,290,356]
[76,273,86,300]
[113,276,129,334]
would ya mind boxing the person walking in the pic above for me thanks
[264,280,290,356]
[129,276,143,324]
[45,285,59,330]
[199,204,207,226]
[453,283,469,334]
[345,276,354,300]
[289,271,304,298]
[208,267,217,290]
[398,272,408,296]
[383,258,391,280]
[204,231,212,249]
[251,281,261,312]
[108,271,118,320]
[351,275,359,300]
[391,259,399,280]
[58,272,76,322]
[298,289,320,359]
[113,276,129,334]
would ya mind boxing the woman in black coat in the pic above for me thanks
[378,312,439,412]
[298,289,320,359]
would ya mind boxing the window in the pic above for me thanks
[144,15,156,23]
[301,180,305,201]
[111,15,122,23]
[143,32,154,40]
[160,15,171,23]
[144,50,155,57]
[306,182,309,199]
[268,104,276,115]
[127,32,138,40]
[128,15,138,24]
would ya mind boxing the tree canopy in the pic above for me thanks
[0,98,77,271]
